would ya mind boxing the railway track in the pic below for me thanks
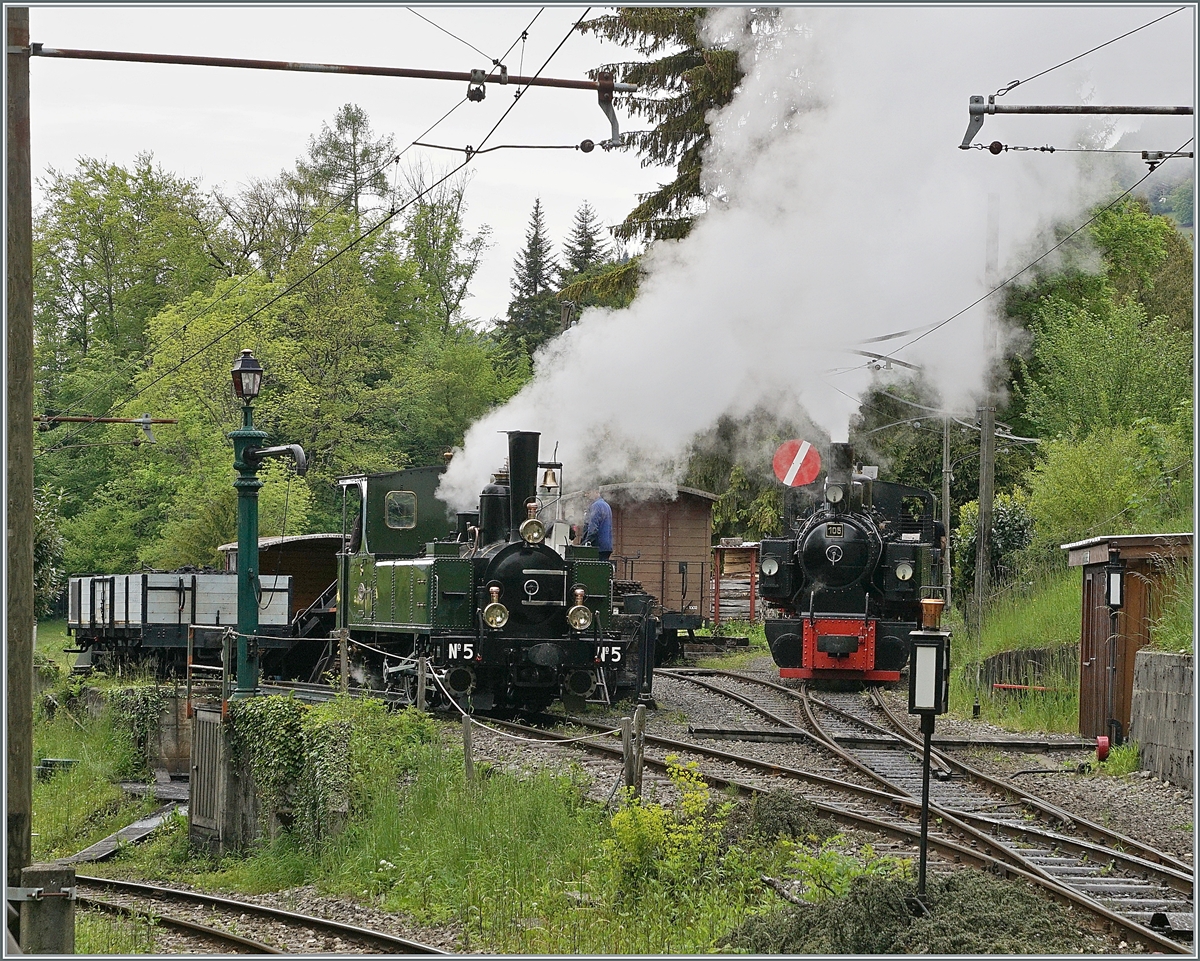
[75,876,447,955]
[656,668,1193,952]
[237,669,1193,949]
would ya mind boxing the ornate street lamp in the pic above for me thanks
[228,349,306,699]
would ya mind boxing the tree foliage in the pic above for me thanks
[579,8,743,242]
[295,103,396,218]
[33,105,529,576]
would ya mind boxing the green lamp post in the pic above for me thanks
[229,349,306,699]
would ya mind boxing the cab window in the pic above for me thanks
[385,491,417,529]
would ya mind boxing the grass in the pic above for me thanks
[1149,558,1193,654]
[31,698,158,861]
[110,744,790,954]
[692,620,769,670]
[969,567,1080,660]
[74,908,160,954]
[34,618,76,683]
[947,569,1081,733]
[75,694,1118,954]
[1095,742,1140,776]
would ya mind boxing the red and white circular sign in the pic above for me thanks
[772,439,821,487]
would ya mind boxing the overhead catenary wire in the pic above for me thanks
[405,7,496,63]
[993,6,1188,98]
[37,9,587,460]
[869,138,1194,362]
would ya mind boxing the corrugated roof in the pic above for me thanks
[562,483,719,504]
[1060,532,1193,551]
[218,533,345,553]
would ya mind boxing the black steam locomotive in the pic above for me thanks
[337,430,653,712]
[760,443,941,682]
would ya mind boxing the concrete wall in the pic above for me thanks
[78,688,193,774]
[1129,650,1193,786]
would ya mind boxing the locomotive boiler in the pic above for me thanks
[759,442,940,682]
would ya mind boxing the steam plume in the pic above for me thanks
[441,7,1194,509]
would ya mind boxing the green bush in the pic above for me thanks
[1026,428,1148,547]
[953,489,1034,596]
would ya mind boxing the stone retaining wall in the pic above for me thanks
[1129,650,1193,786]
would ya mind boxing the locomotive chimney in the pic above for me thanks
[506,431,541,540]
[828,443,854,484]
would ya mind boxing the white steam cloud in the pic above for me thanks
[441,7,1195,509]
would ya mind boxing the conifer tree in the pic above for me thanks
[498,198,561,359]
[561,201,610,275]
[578,8,744,242]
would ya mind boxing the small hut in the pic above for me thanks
[563,484,717,616]
[1062,532,1192,741]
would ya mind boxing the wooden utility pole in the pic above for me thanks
[6,5,34,890]
[973,194,1000,640]
[942,418,951,606]
[974,404,996,633]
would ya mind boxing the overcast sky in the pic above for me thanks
[26,4,673,323]
[26,4,1197,328]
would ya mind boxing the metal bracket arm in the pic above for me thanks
[961,94,1193,148]
[597,71,621,148]
[6,887,76,901]
[246,443,308,476]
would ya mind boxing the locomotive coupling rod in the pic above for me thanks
[960,94,1193,147]
[28,45,638,93]
[246,444,307,476]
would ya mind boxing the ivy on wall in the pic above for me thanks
[229,694,439,842]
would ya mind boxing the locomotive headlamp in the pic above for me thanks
[895,562,914,581]
[761,555,780,577]
[825,484,845,504]
[483,602,509,629]
[519,502,545,544]
[567,604,594,631]
[231,349,263,401]
[483,585,509,629]
[567,586,593,631]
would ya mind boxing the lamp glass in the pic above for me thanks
[1107,569,1122,607]
[913,644,938,710]
[231,350,263,401]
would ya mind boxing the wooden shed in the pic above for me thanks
[564,484,717,616]
[1063,533,1192,741]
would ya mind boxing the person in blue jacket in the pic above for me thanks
[581,489,613,562]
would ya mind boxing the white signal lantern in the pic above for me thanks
[761,555,780,577]
[895,562,914,581]
[825,484,845,504]
[567,605,594,631]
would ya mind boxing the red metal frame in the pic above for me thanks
[778,616,901,682]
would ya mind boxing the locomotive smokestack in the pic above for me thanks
[507,431,540,539]
[828,443,854,484]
